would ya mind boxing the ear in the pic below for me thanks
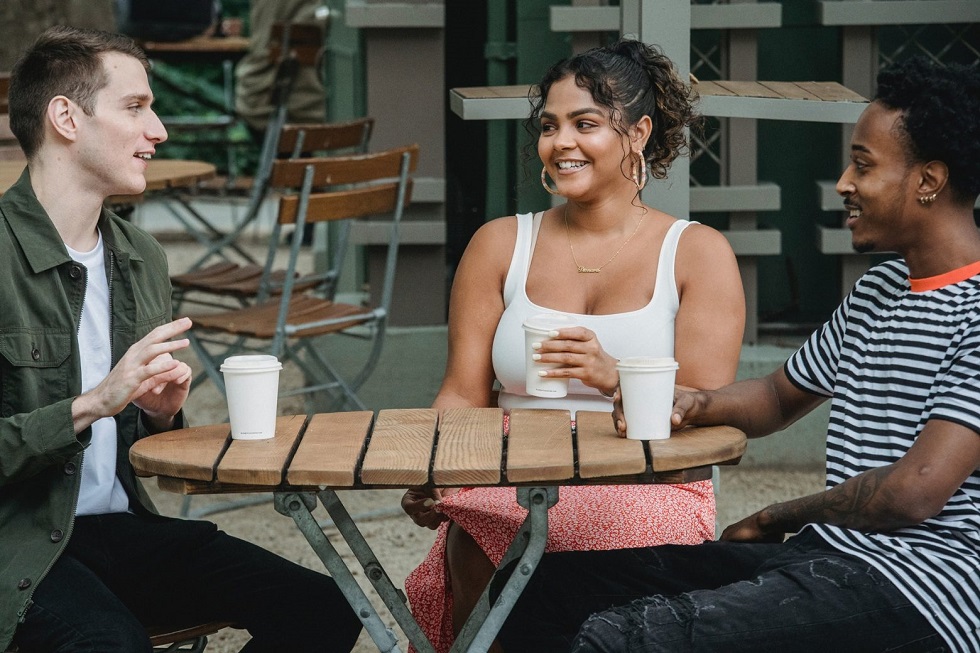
[916,160,949,198]
[46,96,79,143]
[630,115,653,153]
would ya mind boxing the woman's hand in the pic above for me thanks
[402,487,451,529]
[532,326,620,396]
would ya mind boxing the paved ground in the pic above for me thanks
[154,233,825,652]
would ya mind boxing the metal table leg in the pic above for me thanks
[275,492,403,653]
[451,486,558,653]
[277,486,557,653]
[318,489,436,653]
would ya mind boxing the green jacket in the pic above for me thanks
[0,169,184,650]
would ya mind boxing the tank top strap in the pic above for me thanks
[502,212,540,306]
[651,219,695,308]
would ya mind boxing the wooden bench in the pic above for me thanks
[550,3,782,32]
[449,80,868,123]
[818,0,980,26]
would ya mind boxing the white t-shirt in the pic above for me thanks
[66,233,129,516]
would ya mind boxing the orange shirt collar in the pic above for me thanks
[909,260,980,293]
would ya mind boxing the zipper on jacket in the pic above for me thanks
[19,453,83,622]
[21,260,90,619]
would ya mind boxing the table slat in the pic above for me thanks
[695,80,737,97]
[130,423,229,481]
[648,426,747,472]
[360,409,438,486]
[714,80,783,99]
[432,407,503,486]
[575,411,647,479]
[216,415,306,486]
[796,81,868,102]
[506,409,574,483]
[758,81,822,101]
[287,411,374,487]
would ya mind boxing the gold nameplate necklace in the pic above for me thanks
[563,205,645,273]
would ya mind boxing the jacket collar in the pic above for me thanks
[0,166,144,273]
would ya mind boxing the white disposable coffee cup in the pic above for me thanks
[220,355,283,440]
[616,356,679,440]
[522,313,573,398]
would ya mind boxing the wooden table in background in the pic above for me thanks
[140,35,251,64]
[131,407,746,653]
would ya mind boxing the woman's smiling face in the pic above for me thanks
[537,75,638,201]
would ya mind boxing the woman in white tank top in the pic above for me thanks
[403,38,746,653]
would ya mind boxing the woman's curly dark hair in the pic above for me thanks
[875,56,980,203]
[524,38,702,182]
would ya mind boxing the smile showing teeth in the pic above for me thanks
[557,161,586,170]
[135,153,151,160]
[849,208,861,218]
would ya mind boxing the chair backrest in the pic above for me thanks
[0,73,8,114]
[268,22,323,67]
[277,117,374,159]
[0,72,23,162]
[264,145,419,349]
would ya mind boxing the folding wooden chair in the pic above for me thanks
[3,621,235,652]
[170,117,374,310]
[0,72,25,163]
[148,621,236,653]
[186,144,419,412]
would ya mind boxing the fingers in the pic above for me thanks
[130,317,193,364]
[551,326,594,343]
[670,386,701,429]
[402,488,448,529]
[612,391,627,437]
[141,360,192,394]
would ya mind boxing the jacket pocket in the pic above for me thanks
[0,331,73,417]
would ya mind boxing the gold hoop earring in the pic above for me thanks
[917,192,938,205]
[541,167,560,196]
[631,153,647,191]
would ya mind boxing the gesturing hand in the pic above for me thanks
[73,318,193,433]
[532,326,620,396]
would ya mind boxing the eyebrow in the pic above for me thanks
[850,143,871,155]
[122,92,153,105]
[540,107,604,120]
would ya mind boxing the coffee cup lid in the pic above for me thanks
[220,354,283,372]
[616,356,678,370]
[522,313,573,332]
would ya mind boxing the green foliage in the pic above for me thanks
[150,0,259,176]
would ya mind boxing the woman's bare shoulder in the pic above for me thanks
[463,215,521,263]
[674,221,741,286]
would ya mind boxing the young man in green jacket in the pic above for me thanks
[0,26,361,652]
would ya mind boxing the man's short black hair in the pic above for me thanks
[875,56,980,203]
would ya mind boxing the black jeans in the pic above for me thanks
[13,512,361,653]
[495,530,947,653]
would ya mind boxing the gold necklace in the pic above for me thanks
[563,205,644,274]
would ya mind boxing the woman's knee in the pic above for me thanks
[445,523,494,589]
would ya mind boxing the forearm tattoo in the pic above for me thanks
[767,465,901,533]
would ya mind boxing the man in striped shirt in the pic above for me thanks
[495,55,980,653]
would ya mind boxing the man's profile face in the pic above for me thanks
[73,52,167,198]
[836,101,917,255]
